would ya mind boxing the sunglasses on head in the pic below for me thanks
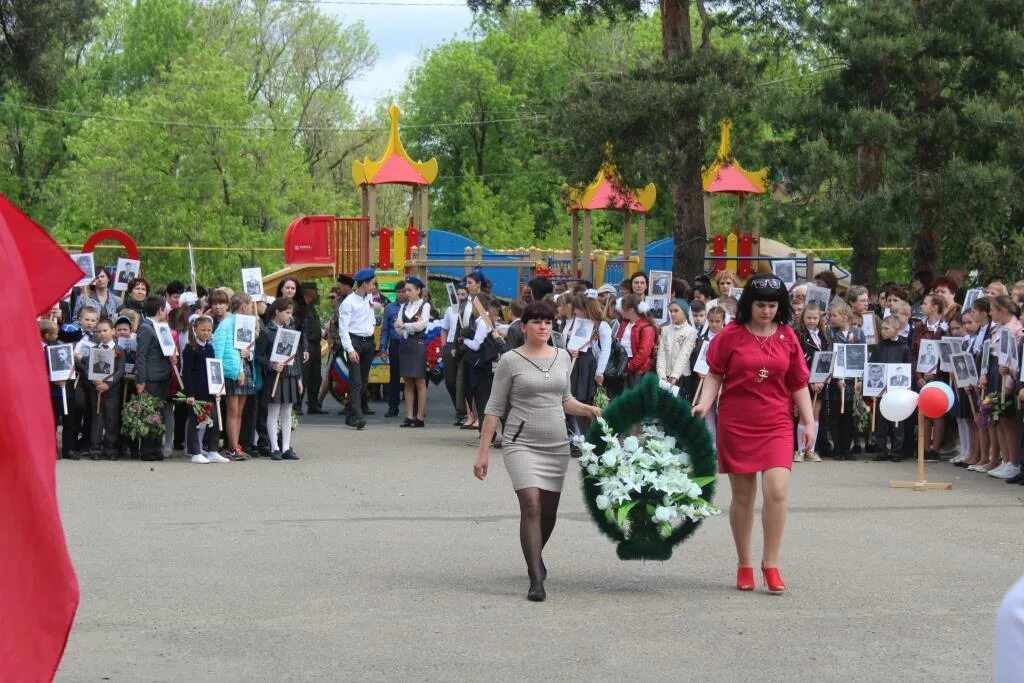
[750,277,783,290]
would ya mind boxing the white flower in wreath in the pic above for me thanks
[653,505,678,523]
[600,450,618,468]
[595,494,611,510]
[622,435,640,454]
[586,463,599,476]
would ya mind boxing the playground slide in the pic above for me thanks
[262,264,335,297]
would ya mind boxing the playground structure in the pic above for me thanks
[566,162,656,283]
[76,108,849,309]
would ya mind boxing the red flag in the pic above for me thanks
[0,195,80,680]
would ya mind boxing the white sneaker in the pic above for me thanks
[205,451,230,463]
[793,450,804,463]
[190,453,210,464]
[950,453,967,464]
[989,463,1020,479]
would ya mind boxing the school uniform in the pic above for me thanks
[255,320,304,405]
[337,286,377,425]
[827,325,866,459]
[871,337,911,457]
[62,336,96,458]
[656,321,697,401]
[440,304,463,420]
[182,341,221,456]
[88,341,126,458]
[135,318,173,459]
[798,326,832,456]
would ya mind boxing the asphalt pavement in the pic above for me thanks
[55,389,1024,682]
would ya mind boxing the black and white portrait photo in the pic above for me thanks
[71,252,95,287]
[153,322,177,357]
[206,358,225,394]
[952,353,971,384]
[844,344,867,378]
[887,363,912,389]
[917,339,939,374]
[809,350,835,384]
[241,267,264,298]
[772,260,796,287]
[649,270,672,296]
[233,314,257,350]
[47,344,75,381]
[88,346,115,380]
[270,327,301,364]
[864,363,886,397]
[645,295,668,325]
[805,285,831,313]
[113,257,140,292]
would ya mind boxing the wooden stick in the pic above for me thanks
[840,382,845,414]
[61,384,68,416]
[694,376,705,403]
[916,409,926,484]
[271,371,282,398]
[812,388,820,413]
[171,361,184,390]
[871,398,876,433]
[96,389,102,414]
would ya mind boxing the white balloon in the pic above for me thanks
[880,388,918,422]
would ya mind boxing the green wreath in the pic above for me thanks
[581,373,717,561]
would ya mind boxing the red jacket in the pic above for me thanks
[618,318,656,374]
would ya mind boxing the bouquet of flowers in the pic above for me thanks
[578,373,718,561]
[977,392,1010,428]
[593,386,610,410]
[121,392,167,440]
[578,419,718,539]
[172,391,214,428]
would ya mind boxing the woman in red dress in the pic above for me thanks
[693,276,815,593]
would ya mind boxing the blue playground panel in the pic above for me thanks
[423,231,845,299]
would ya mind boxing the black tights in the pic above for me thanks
[515,487,561,586]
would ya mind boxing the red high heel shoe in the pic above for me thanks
[736,567,755,591]
[761,566,786,593]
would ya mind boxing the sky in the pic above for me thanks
[316,1,477,113]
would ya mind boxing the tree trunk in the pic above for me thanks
[673,128,707,279]
[661,0,705,279]
[851,141,883,288]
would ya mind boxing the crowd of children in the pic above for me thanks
[42,261,1024,488]
[42,271,320,464]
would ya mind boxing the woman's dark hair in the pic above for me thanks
[629,271,647,285]
[208,288,229,306]
[671,278,691,299]
[276,277,308,318]
[168,305,190,332]
[814,271,839,297]
[521,300,556,324]
[971,297,991,317]
[913,270,934,290]
[620,293,642,312]
[692,283,714,300]
[165,280,186,296]
[268,297,294,317]
[125,276,150,297]
[143,295,166,317]
[735,277,792,325]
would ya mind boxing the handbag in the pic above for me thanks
[603,336,628,379]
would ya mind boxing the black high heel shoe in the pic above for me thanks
[413,419,425,428]
[527,582,546,602]
[400,418,415,427]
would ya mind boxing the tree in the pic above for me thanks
[467,0,758,279]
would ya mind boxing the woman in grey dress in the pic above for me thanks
[474,300,602,602]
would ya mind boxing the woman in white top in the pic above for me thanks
[395,276,431,427]
[656,300,698,396]
[563,293,613,406]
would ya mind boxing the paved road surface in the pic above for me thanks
[56,392,1024,681]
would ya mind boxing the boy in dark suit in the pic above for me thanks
[88,319,126,460]
[135,295,174,460]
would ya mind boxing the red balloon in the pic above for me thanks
[918,386,949,419]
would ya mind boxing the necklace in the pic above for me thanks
[747,325,777,383]
[514,349,557,379]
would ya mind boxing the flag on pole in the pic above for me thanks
[0,194,81,680]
